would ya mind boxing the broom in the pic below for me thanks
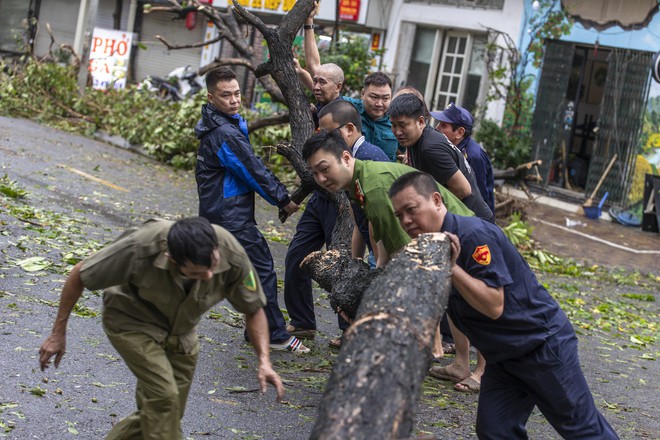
[578,153,617,215]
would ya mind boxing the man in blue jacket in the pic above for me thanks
[195,67,308,353]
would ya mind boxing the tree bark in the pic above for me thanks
[493,159,542,180]
[300,194,379,319]
[233,0,355,240]
[309,233,452,440]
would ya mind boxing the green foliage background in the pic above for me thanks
[0,59,295,170]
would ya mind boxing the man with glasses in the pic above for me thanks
[301,4,398,161]
[283,100,390,346]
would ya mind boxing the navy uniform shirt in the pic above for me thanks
[441,213,568,364]
[458,136,495,214]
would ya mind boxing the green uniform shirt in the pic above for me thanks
[343,96,399,162]
[79,219,266,352]
[349,159,474,254]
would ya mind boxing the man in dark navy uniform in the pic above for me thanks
[389,171,619,440]
[432,102,495,214]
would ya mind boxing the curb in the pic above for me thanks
[92,131,152,159]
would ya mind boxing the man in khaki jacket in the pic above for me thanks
[39,217,284,439]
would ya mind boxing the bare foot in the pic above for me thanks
[445,363,470,380]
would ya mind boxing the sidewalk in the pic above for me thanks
[503,186,660,274]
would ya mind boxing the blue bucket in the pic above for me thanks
[584,192,609,219]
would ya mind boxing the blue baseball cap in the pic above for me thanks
[429,102,474,130]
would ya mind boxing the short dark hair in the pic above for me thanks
[205,67,237,92]
[318,99,363,133]
[451,123,473,138]
[302,129,350,162]
[364,71,392,90]
[388,93,426,120]
[393,86,430,120]
[389,171,439,200]
[167,217,218,267]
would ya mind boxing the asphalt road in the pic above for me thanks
[0,116,658,439]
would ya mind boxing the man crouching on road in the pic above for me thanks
[39,217,284,439]
[388,171,619,440]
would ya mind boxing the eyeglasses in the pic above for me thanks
[330,123,347,134]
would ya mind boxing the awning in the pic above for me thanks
[561,0,659,31]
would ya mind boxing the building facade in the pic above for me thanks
[528,0,659,206]
[381,0,524,122]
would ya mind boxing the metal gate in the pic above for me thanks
[586,48,653,206]
[530,41,575,181]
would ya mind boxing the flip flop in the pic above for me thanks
[286,324,316,340]
[428,365,468,383]
[454,377,480,393]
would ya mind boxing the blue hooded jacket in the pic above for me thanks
[195,103,291,232]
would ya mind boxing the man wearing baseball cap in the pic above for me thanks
[432,103,495,214]
[389,94,493,222]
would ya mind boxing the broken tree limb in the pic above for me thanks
[310,233,452,440]
[493,159,542,180]
[301,249,377,319]
[300,190,375,318]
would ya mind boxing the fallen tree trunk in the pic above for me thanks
[310,233,452,440]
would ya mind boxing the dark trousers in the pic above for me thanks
[476,323,619,439]
[284,192,337,330]
[233,226,289,343]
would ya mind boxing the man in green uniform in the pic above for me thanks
[39,217,284,439]
[302,130,473,267]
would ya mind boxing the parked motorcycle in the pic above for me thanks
[138,65,205,101]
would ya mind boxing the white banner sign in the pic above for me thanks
[88,28,134,90]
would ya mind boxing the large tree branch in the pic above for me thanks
[200,57,256,75]
[247,112,290,132]
[277,0,315,46]
[230,0,274,41]
[155,34,222,50]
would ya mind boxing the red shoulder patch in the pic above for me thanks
[472,245,491,265]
